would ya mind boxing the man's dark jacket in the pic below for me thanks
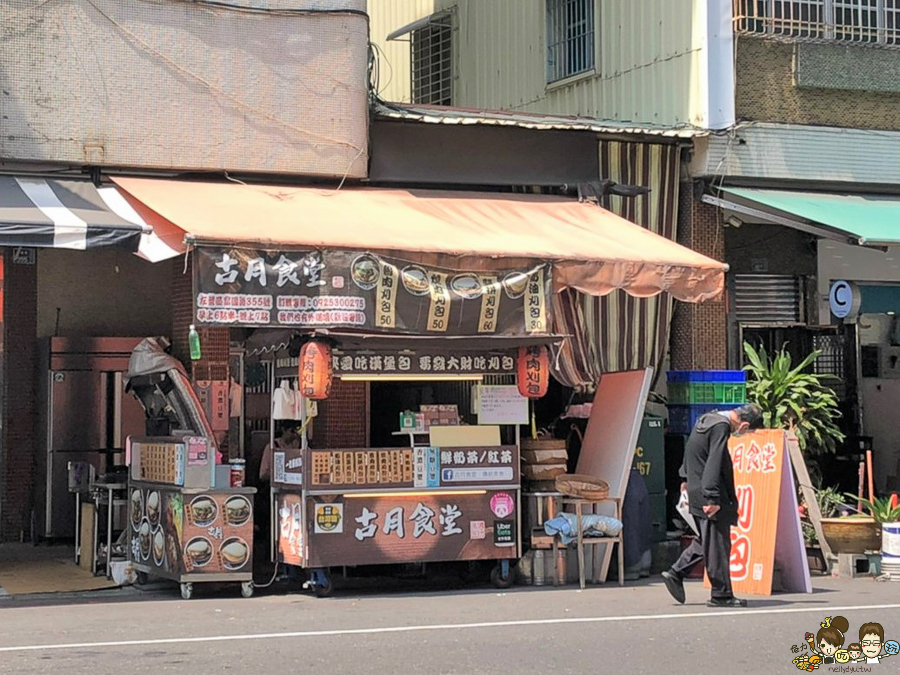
[681,412,738,527]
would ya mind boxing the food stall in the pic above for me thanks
[192,247,556,595]
[267,338,537,596]
[124,338,256,599]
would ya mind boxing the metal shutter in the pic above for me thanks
[733,274,804,324]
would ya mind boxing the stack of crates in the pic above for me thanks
[666,370,747,435]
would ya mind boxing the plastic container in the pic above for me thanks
[667,381,747,405]
[230,459,246,488]
[667,370,746,383]
[667,404,742,435]
[188,325,202,361]
[883,522,900,566]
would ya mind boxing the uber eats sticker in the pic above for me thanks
[314,503,343,534]
[493,520,514,547]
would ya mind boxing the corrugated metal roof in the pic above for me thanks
[373,100,707,139]
[696,122,900,186]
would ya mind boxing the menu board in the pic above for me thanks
[309,449,414,488]
[306,446,520,491]
[131,441,185,486]
[477,385,529,425]
[129,484,254,578]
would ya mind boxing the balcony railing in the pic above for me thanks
[734,0,900,46]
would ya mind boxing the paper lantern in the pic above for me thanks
[299,341,333,400]
[517,345,549,399]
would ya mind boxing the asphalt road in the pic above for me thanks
[1,575,899,674]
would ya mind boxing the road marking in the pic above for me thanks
[1,602,899,654]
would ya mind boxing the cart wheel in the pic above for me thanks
[491,562,514,589]
[311,569,333,598]
[241,581,254,598]
[136,571,149,586]
[180,583,193,600]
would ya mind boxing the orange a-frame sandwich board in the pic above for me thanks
[703,429,812,596]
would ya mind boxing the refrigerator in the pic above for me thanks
[36,337,148,539]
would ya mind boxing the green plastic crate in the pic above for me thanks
[667,381,747,405]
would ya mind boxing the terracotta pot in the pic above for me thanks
[820,517,882,554]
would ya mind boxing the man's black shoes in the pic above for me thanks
[707,597,748,608]
[661,570,685,604]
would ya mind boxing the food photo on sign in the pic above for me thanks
[193,247,551,336]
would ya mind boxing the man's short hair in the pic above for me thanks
[734,403,764,430]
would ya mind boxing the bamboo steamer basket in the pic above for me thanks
[555,474,610,501]
[521,437,568,465]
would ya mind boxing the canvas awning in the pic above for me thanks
[0,177,148,251]
[706,187,900,248]
[112,177,726,302]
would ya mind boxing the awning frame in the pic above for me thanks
[703,191,894,250]
[386,11,452,41]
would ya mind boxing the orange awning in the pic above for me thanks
[113,178,725,302]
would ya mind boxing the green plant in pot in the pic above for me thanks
[742,342,845,454]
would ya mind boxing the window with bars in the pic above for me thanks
[734,0,900,45]
[546,0,596,83]
[411,14,453,106]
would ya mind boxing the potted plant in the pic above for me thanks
[743,342,845,456]
[801,486,843,571]
[842,494,900,575]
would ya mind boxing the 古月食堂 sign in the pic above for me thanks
[193,247,551,337]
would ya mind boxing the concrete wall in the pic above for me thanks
[0,0,369,177]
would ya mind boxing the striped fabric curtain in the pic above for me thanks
[551,141,681,389]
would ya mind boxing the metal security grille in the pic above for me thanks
[546,0,595,83]
[734,0,900,45]
[411,15,453,105]
[812,332,847,399]
[733,274,804,323]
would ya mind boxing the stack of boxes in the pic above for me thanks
[666,371,748,435]
[399,404,460,432]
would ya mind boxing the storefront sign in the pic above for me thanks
[194,247,551,336]
[307,446,520,490]
[305,491,518,567]
[829,280,860,319]
[277,349,518,378]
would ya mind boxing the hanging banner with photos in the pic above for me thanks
[193,247,551,337]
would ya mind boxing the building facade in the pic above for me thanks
[373,0,900,490]
[0,0,371,541]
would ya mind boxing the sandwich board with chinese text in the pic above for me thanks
[704,429,811,596]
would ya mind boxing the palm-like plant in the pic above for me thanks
[743,342,846,454]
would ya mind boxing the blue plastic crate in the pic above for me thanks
[667,403,742,435]
[667,370,746,383]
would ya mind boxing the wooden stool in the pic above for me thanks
[560,497,624,589]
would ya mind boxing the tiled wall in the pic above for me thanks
[669,185,728,370]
